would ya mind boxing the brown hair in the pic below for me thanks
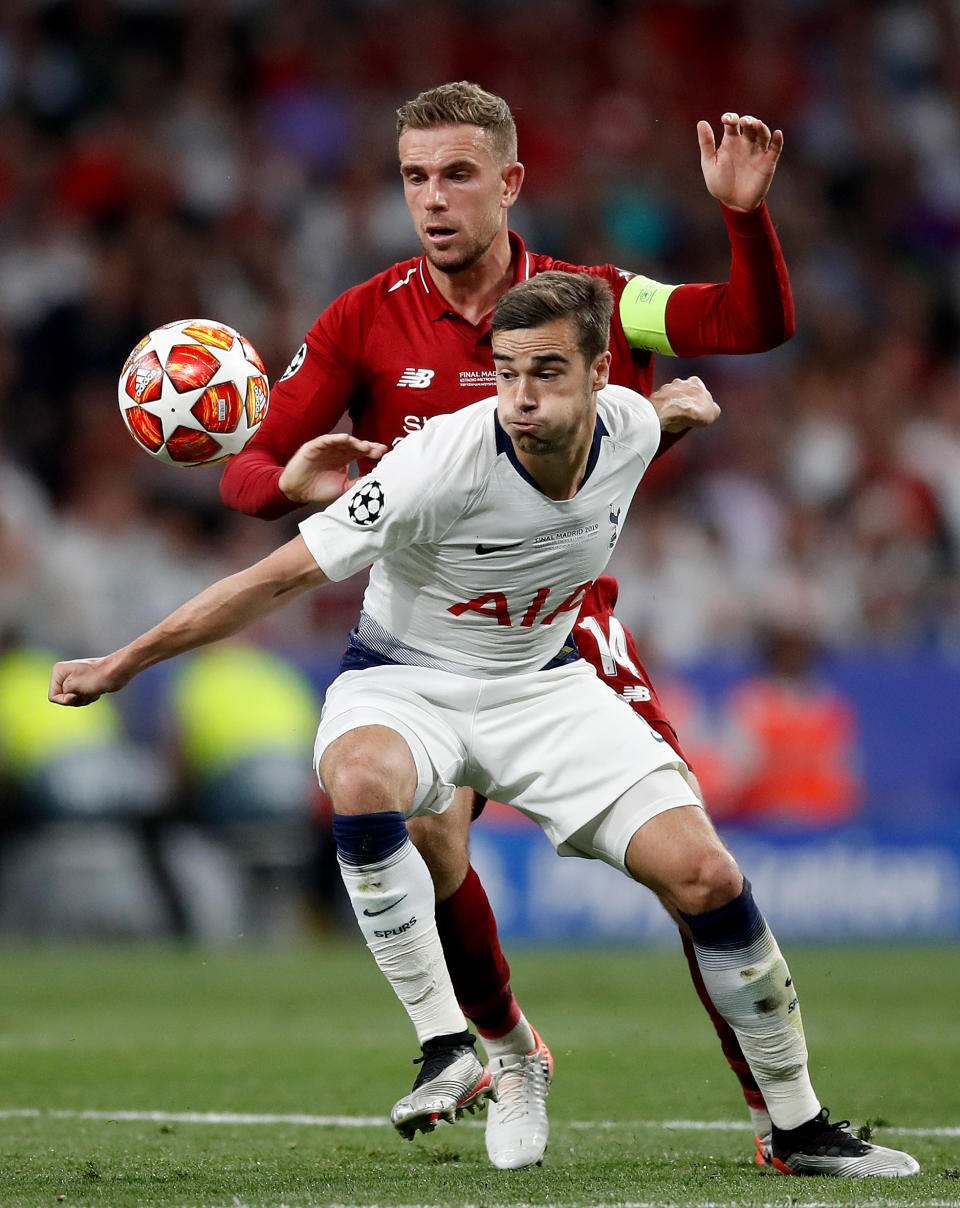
[396,82,518,163]
[491,271,614,365]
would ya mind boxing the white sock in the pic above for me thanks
[339,838,467,1045]
[480,1014,537,1062]
[750,1105,773,1139]
[691,919,820,1129]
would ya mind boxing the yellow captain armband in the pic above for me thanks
[619,274,679,355]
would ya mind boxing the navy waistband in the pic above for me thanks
[337,631,580,676]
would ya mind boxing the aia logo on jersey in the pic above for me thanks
[397,368,435,389]
[449,583,592,629]
[348,480,385,526]
[279,342,307,382]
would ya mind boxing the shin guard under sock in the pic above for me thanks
[335,811,467,1044]
[679,928,767,1111]
[680,881,820,1129]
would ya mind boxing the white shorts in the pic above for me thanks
[314,660,697,861]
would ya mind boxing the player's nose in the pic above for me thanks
[424,179,447,209]
[515,380,537,410]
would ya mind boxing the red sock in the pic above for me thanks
[680,929,767,1111]
[435,864,521,1038]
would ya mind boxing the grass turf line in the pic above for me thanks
[0,942,954,1207]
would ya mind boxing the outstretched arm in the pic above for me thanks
[49,536,328,707]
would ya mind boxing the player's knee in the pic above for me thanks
[671,846,742,917]
[320,729,416,815]
[323,756,395,813]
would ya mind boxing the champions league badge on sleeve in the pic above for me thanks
[348,480,385,526]
[278,342,307,382]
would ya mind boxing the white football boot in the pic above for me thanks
[485,1028,554,1169]
[391,1030,495,1140]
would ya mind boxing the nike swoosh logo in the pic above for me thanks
[362,895,408,917]
[475,541,524,555]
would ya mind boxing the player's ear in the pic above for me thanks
[501,161,524,208]
[592,350,612,393]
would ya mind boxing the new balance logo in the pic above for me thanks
[622,685,652,703]
[362,894,408,917]
[397,368,435,388]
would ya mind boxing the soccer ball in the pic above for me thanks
[117,319,270,467]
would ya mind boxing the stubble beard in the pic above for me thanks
[511,413,591,462]
[419,222,498,276]
[512,432,551,456]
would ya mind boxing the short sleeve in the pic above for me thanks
[599,385,662,469]
[297,411,474,581]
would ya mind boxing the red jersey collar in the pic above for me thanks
[417,231,534,324]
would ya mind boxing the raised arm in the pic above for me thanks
[697,112,782,213]
[49,536,328,707]
[619,113,794,360]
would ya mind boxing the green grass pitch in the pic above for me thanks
[0,941,955,1207]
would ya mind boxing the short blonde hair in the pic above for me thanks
[396,82,518,163]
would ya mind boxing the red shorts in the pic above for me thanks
[575,575,690,767]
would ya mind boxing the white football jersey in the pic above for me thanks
[299,385,661,676]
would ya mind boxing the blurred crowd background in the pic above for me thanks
[1,0,959,940]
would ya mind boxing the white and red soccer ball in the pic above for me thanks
[118,319,269,467]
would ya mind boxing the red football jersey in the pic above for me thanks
[221,206,792,518]
[220,206,793,765]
